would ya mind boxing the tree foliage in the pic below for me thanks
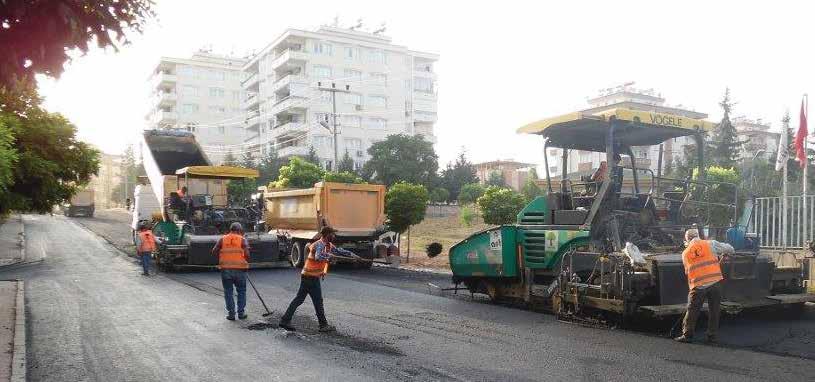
[692,166,739,228]
[324,171,365,184]
[274,157,325,189]
[338,150,356,174]
[385,182,429,234]
[486,171,505,187]
[709,88,743,168]
[440,150,478,203]
[111,144,145,205]
[304,145,320,166]
[0,108,99,214]
[364,134,438,188]
[477,186,526,225]
[222,151,237,167]
[0,116,19,193]
[1,0,155,91]
[429,188,450,204]
[257,143,284,187]
[521,176,542,203]
[458,183,485,205]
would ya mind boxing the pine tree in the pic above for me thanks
[223,151,237,167]
[338,150,356,173]
[709,88,744,168]
[663,152,674,177]
[258,143,282,186]
[305,146,320,166]
[240,150,256,169]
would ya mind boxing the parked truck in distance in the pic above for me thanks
[263,182,397,269]
[64,189,95,217]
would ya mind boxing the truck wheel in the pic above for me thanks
[290,242,306,268]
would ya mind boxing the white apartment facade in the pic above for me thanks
[733,116,779,161]
[147,51,248,164]
[545,84,708,177]
[241,26,439,170]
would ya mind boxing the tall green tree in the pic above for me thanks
[1,0,155,92]
[458,183,485,205]
[275,157,325,189]
[304,145,320,166]
[486,171,505,187]
[440,150,478,203]
[521,176,541,203]
[477,186,526,225]
[111,144,145,205]
[364,134,438,188]
[429,188,450,204]
[0,115,19,193]
[240,151,256,169]
[257,143,283,187]
[0,108,99,214]
[338,150,356,174]
[385,182,429,234]
[709,88,743,168]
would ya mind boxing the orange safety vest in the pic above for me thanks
[301,241,330,278]
[219,233,248,270]
[682,239,723,289]
[137,230,156,253]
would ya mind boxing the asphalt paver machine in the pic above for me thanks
[449,108,815,324]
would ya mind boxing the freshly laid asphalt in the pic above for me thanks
[2,213,815,381]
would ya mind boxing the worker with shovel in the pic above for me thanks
[279,226,356,332]
[211,222,250,321]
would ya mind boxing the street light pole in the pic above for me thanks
[317,81,350,172]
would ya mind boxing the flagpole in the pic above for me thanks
[804,93,808,245]
[783,159,788,249]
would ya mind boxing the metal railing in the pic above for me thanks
[751,195,815,249]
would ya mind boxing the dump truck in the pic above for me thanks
[141,129,285,271]
[64,189,95,217]
[264,182,396,268]
[449,108,815,324]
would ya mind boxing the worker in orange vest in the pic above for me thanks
[177,186,187,198]
[674,228,734,343]
[211,222,250,321]
[134,221,157,276]
[279,226,357,332]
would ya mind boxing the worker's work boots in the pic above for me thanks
[673,335,692,343]
[278,321,296,331]
[318,324,336,333]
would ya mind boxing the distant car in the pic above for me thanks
[64,189,95,217]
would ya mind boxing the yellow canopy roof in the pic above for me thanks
[518,108,715,151]
[175,166,259,179]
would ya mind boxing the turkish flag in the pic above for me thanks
[795,99,808,168]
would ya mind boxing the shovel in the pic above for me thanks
[246,273,274,317]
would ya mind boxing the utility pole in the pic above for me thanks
[317,81,350,171]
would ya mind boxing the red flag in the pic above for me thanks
[795,99,808,168]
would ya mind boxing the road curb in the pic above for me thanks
[11,280,26,382]
[17,214,25,263]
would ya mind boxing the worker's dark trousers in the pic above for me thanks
[281,276,327,326]
[682,282,722,338]
[221,270,247,316]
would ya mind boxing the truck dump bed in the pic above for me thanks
[264,182,386,238]
[141,130,211,213]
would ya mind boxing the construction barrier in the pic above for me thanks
[752,195,815,249]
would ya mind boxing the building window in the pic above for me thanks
[210,70,225,81]
[368,49,386,64]
[208,105,225,114]
[319,90,332,104]
[368,95,387,108]
[313,65,332,78]
[312,135,331,147]
[342,115,361,128]
[549,166,558,174]
[182,85,199,96]
[344,69,362,81]
[181,103,199,114]
[209,87,225,97]
[344,138,362,150]
[313,41,333,56]
[313,112,329,125]
[370,72,387,85]
[344,47,358,60]
[404,79,411,91]
[177,66,192,76]
[414,77,434,93]
[368,117,386,129]
[232,91,241,101]
[218,126,225,134]
[344,93,362,105]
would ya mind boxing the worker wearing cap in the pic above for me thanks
[279,226,356,332]
[134,221,157,276]
[211,222,250,321]
[675,228,734,343]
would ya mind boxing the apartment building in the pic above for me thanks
[474,160,535,191]
[241,26,439,170]
[88,152,122,209]
[147,51,248,164]
[733,116,780,161]
[546,83,708,177]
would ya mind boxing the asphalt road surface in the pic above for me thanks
[3,214,815,381]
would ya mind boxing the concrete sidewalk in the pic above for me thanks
[0,215,24,267]
[0,280,25,382]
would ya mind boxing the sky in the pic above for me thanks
[37,0,815,167]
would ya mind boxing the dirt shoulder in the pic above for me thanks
[399,213,491,272]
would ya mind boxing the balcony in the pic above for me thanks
[152,72,177,90]
[270,49,309,70]
[277,145,309,158]
[271,95,308,115]
[240,93,259,111]
[414,111,437,123]
[153,91,176,108]
[241,72,259,91]
[244,114,260,131]
[271,122,307,138]
[271,74,308,94]
[151,110,177,127]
